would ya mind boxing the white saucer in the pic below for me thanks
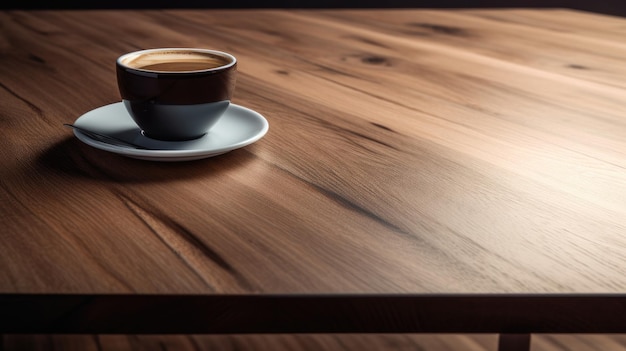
[72,102,269,161]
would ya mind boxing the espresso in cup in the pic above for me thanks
[117,48,237,141]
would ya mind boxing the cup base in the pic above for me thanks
[123,100,230,141]
[140,130,207,141]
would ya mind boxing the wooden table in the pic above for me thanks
[2,8,626,351]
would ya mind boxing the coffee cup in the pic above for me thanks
[116,48,237,141]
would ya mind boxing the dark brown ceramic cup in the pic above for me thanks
[116,48,237,141]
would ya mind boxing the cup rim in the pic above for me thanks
[117,48,237,75]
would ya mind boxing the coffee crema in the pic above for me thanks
[121,51,231,72]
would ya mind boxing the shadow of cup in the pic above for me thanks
[38,137,257,184]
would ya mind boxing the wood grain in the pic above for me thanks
[1,8,626,336]
[2,334,498,351]
[3,334,626,351]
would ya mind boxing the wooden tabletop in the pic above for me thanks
[1,8,626,334]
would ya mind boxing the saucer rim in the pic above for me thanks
[72,102,269,160]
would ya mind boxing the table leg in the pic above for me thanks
[498,334,531,351]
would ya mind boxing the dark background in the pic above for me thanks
[2,0,626,17]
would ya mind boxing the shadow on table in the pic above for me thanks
[37,137,258,183]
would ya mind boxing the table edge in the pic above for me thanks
[2,294,626,333]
